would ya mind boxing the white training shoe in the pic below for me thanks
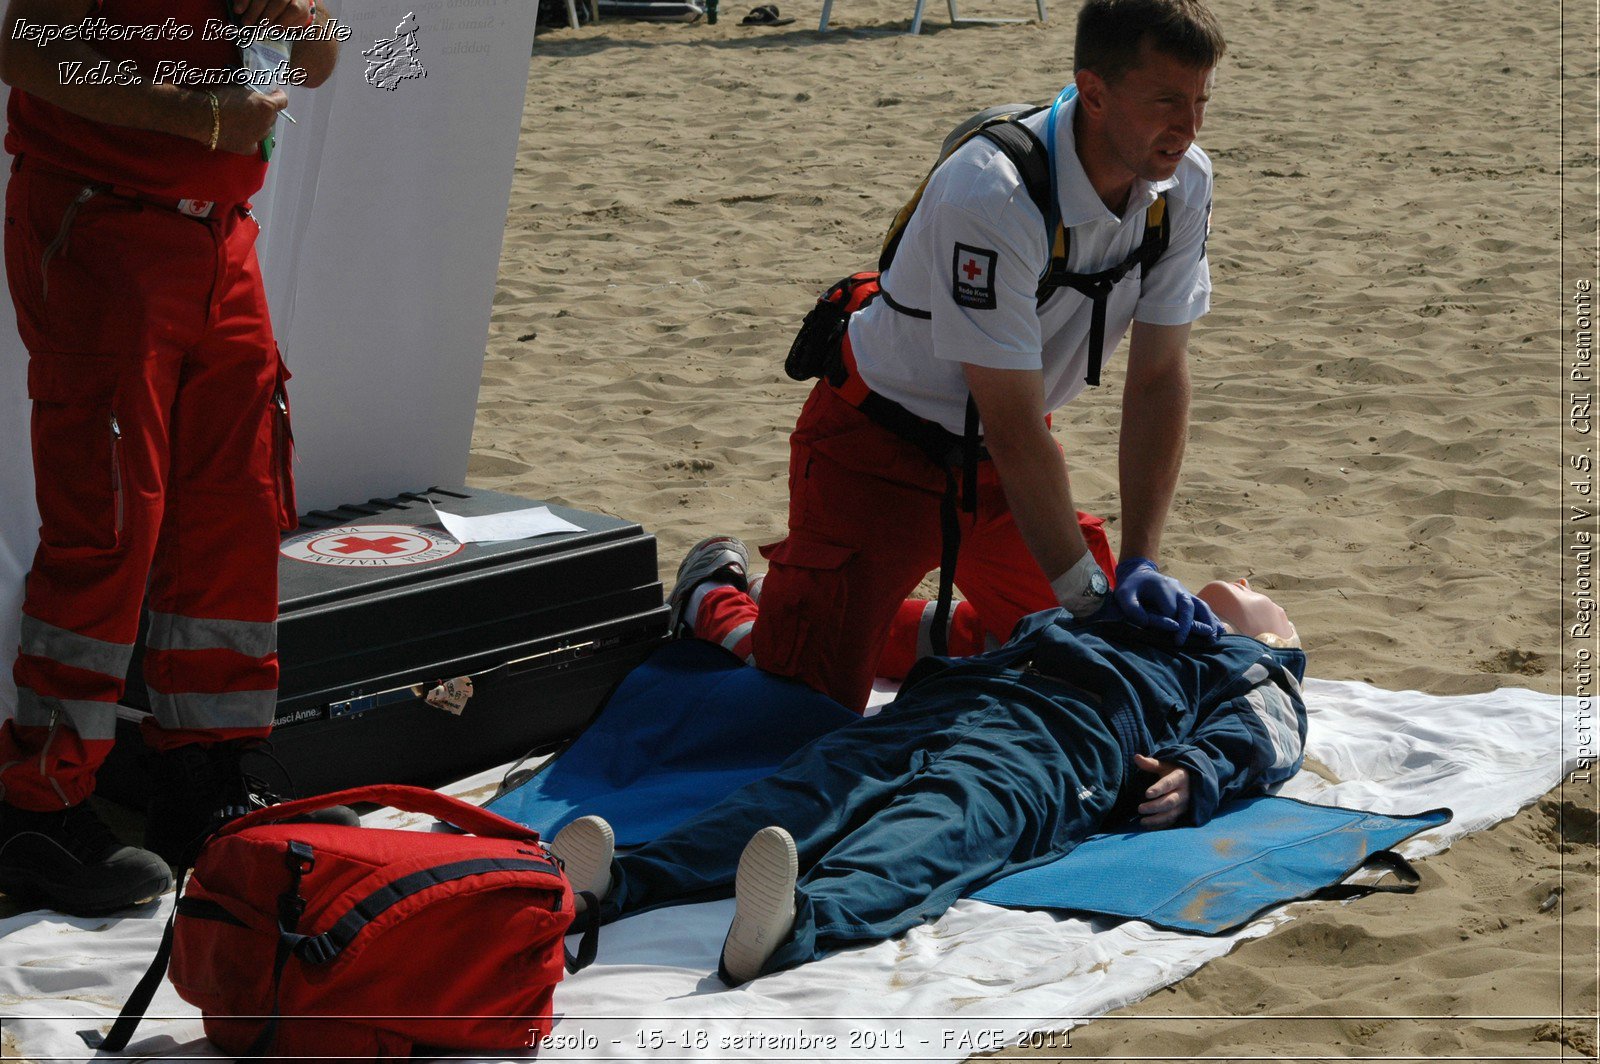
[666,536,750,634]
[719,825,798,985]
[550,815,614,911]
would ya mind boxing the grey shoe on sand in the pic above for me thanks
[667,536,749,634]
[550,815,614,911]
[718,825,798,986]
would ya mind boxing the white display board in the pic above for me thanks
[0,0,536,711]
[253,0,536,510]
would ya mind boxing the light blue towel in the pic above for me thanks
[973,795,1448,933]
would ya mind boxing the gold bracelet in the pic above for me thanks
[205,90,219,151]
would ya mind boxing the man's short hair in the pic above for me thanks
[1074,0,1226,82]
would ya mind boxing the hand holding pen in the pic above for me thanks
[209,84,289,155]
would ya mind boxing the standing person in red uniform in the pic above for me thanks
[0,0,346,915]
[670,0,1227,713]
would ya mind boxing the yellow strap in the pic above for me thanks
[881,174,933,258]
[881,117,1022,262]
[1145,195,1167,230]
[1050,193,1167,275]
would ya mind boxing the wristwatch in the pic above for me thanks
[1089,567,1109,597]
[1051,553,1109,618]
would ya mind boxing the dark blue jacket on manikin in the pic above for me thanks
[902,608,1310,827]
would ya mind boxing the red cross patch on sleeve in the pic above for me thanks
[952,243,999,310]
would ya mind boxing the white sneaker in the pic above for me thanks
[667,536,750,634]
[550,815,614,911]
[719,825,798,985]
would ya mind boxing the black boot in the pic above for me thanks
[0,799,172,915]
[145,741,359,874]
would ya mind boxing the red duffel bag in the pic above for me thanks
[84,784,599,1061]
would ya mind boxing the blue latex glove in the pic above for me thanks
[1112,556,1220,645]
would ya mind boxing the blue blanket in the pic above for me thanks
[488,642,1449,934]
[487,639,856,843]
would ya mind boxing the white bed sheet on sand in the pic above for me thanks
[0,679,1577,1062]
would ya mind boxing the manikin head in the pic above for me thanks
[1197,579,1300,648]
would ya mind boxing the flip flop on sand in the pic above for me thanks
[740,4,795,24]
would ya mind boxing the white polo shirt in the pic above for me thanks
[847,94,1213,434]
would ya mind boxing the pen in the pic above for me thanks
[246,87,296,124]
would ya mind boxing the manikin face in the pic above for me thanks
[1080,44,1214,188]
[1197,579,1300,646]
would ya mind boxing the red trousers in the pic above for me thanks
[0,162,292,811]
[695,383,1114,713]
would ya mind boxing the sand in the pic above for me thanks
[477,0,1597,1056]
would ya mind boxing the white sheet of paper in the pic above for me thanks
[431,503,584,544]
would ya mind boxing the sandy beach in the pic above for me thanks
[476,0,1596,1057]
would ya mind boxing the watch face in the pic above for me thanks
[1089,569,1109,596]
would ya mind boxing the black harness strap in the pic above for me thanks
[926,396,982,656]
[882,117,1172,389]
[877,286,932,320]
[1043,199,1170,386]
[866,121,1052,655]
[961,393,980,516]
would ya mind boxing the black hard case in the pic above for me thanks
[100,487,668,803]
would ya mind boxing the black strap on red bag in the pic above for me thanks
[239,841,317,1058]
[80,901,180,1052]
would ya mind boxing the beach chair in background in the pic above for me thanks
[533,0,592,40]
[819,0,1044,35]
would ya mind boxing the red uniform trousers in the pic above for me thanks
[693,381,1114,713]
[0,161,292,811]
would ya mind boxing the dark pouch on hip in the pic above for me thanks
[784,271,881,385]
